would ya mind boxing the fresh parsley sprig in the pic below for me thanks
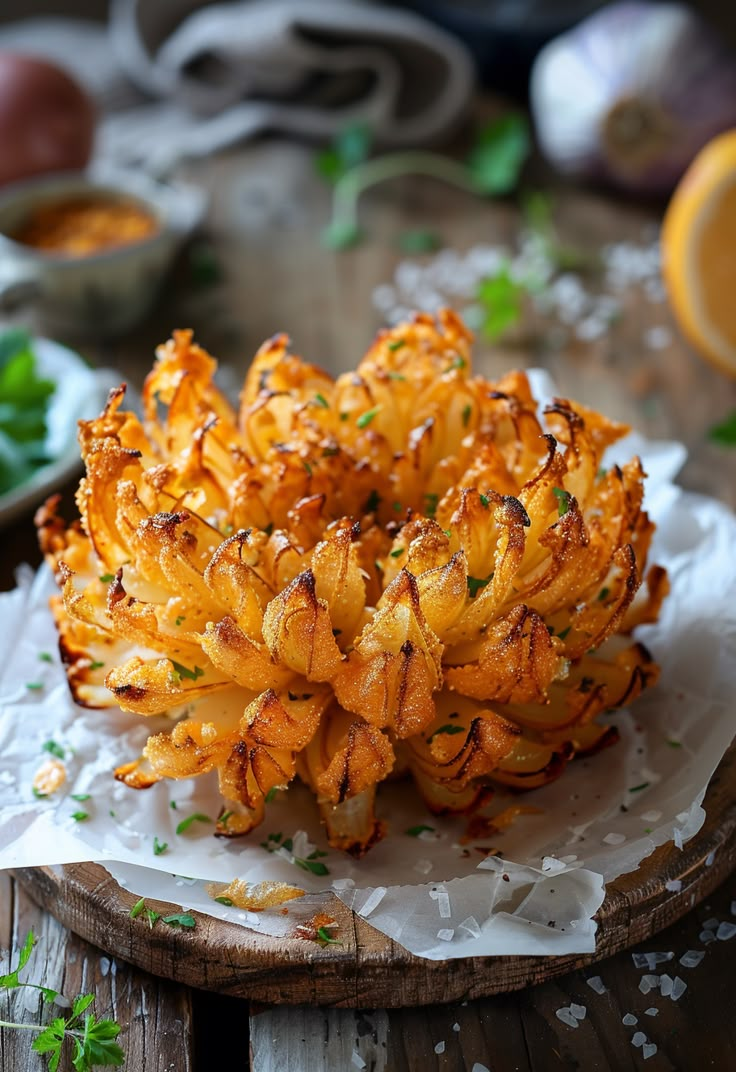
[0,930,124,1070]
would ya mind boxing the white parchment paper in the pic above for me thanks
[1,386,734,960]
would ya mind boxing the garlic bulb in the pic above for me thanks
[530,1,736,193]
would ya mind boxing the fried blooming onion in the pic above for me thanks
[37,311,668,856]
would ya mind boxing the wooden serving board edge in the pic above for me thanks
[12,747,736,1008]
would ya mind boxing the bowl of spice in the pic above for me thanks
[0,165,205,336]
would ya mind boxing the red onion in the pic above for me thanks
[530,2,736,194]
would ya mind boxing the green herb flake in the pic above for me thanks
[176,812,213,835]
[153,836,168,856]
[162,912,196,929]
[708,410,736,447]
[170,661,205,682]
[387,339,406,352]
[462,404,472,428]
[89,659,105,670]
[398,228,442,254]
[71,811,89,822]
[405,824,435,837]
[424,492,439,518]
[146,909,160,929]
[32,787,47,800]
[356,406,380,429]
[552,487,571,516]
[175,616,186,627]
[387,371,406,381]
[314,393,330,409]
[26,682,44,692]
[467,113,531,196]
[390,547,404,558]
[170,800,178,810]
[129,898,146,920]
[393,501,403,513]
[316,925,341,945]
[556,626,571,641]
[467,574,493,598]
[628,782,650,793]
[303,460,313,476]
[42,739,65,759]
[99,573,115,584]
[364,489,381,514]
[427,724,465,744]
[295,858,330,877]
[219,810,235,825]
[71,793,91,802]
[479,493,490,508]
[38,651,53,663]
[265,788,278,804]
[215,896,234,907]
[597,587,610,602]
[666,738,682,749]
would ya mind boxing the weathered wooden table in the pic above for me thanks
[1,115,736,1070]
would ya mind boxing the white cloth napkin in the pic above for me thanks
[0,2,474,173]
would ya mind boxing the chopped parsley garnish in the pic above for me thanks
[42,740,65,759]
[99,573,115,584]
[666,739,682,748]
[424,493,439,518]
[219,810,235,824]
[71,811,89,822]
[265,788,278,804]
[175,616,186,626]
[405,824,435,837]
[356,406,380,429]
[89,660,105,670]
[552,487,571,516]
[175,812,213,835]
[314,392,330,408]
[427,724,465,744]
[340,411,349,421]
[364,489,381,513]
[316,925,341,944]
[392,501,403,512]
[597,587,610,602]
[708,410,736,447]
[170,800,178,810]
[32,787,47,800]
[387,371,406,381]
[26,682,44,692]
[303,460,313,476]
[387,339,406,352]
[390,547,404,558]
[162,913,196,929]
[322,445,339,457]
[71,793,91,802]
[467,574,493,598]
[479,493,490,508]
[214,896,234,906]
[129,898,146,920]
[462,404,472,428]
[444,355,466,373]
[170,661,205,682]
[153,836,168,856]
[628,782,650,793]
[38,652,52,663]
[556,626,571,641]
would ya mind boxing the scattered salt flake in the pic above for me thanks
[603,832,626,846]
[429,886,452,918]
[731,900,736,916]
[459,916,482,939]
[659,974,673,997]
[358,887,387,918]
[437,928,455,942]
[632,952,650,969]
[555,1007,579,1028]
[640,810,662,823]
[331,878,355,891]
[644,1008,659,1017]
[664,879,682,893]
[586,976,606,995]
[671,976,687,1001]
[639,975,659,994]
[622,1013,638,1026]
[434,1042,446,1054]
[351,1052,366,1070]
[673,828,684,849]
[705,850,716,866]
[649,952,674,967]
[644,325,672,350]
[472,1065,491,1072]
[99,957,110,977]
[716,921,736,941]
[680,950,705,968]
[542,856,567,874]
[700,930,716,944]
[642,1042,658,1060]
[453,1023,460,1032]
[570,1004,586,1020]
[413,859,433,875]
[632,1031,647,1048]
[703,917,719,930]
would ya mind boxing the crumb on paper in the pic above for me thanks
[32,758,66,797]
[207,878,304,911]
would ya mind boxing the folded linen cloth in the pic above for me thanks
[104,0,474,168]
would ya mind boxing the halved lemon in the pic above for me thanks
[661,130,736,378]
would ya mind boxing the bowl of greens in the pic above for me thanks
[0,328,119,528]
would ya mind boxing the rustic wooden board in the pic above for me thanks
[12,747,735,1009]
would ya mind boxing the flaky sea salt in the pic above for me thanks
[716,921,736,941]
[703,917,719,930]
[644,1008,659,1017]
[642,1042,658,1060]
[570,1004,586,1020]
[331,878,355,891]
[555,1007,579,1028]
[358,887,387,918]
[659,974,673,997]
[413,859,433,875]
[673,828,684,849]
[471,1065,491,1072]
[453,1023,461,1032]
[429,885,452,918]
[680,950,705,968]
[671,976,687,1001]
[622,1013,638,1026]
[700,929,716,944]
[603,832,626,846]
[664,879,682,892]
[644,326,672,350]
[639,975,659,994]
[705,851,716,866]
[640,810,662,823]
[459,916,482,939]
[434,1042,446,1054]
[586,976,606,995]
[437,928,455,942]
[351,1052,366,1069]
[632,1031,647,1048]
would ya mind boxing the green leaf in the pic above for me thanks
[397,229,442,254]
[467,114,531,196]
[169,661,204,682]
[76,1013,124,1070]
[389,548,404,558]
[356,406,380,429]
[214,896,234,906]
[363,488,381,513]
[71,811,89,822]
[265,787,278,804]
[162,912,196,929]
[314,393,329,409]
[315,123,372,184]
[552,486,571,516]
[467,574,493,598]
[176,812,213,835]
[129,898,146,920]
[0,929,35,988]
[316,926,341,944]
[321,219,363,250]
[477,268,525,340]
[89,660,104,670]
[405,824,435,837]
[708,411,736,447]
[72,994,96,1018]
[146,909,160,929]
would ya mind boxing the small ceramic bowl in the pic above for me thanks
[0,164,206,336]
